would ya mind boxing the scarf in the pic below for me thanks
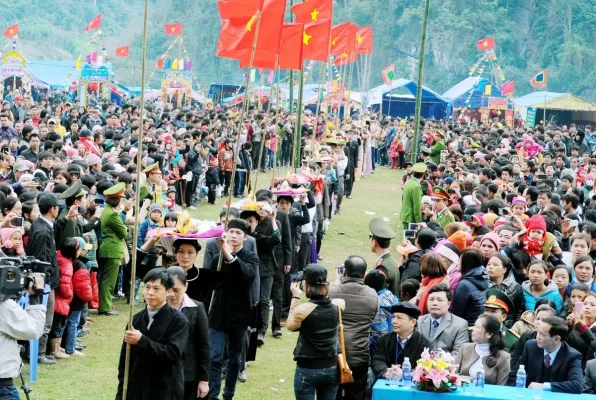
[419,276,446,315]
[520,232,544,257]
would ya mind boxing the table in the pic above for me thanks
[372,380,593,400]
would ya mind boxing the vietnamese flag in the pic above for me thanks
[115,46,129,57]
[501,80,515,95]
[333,50,357,66]
[476,36,494,51]
[84,14,102,31]
[165,23,183,36]
[330,22,357,57]
[239,23,304,70]
[302,19,331,61]
[355,25,373,55]
[3,24,18,38]
[217,0,286,60]
[292,0,332,23]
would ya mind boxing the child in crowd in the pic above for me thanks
[155,211,178,267]
[365,269,399,354]
[206,156,220,205]
[0,227,25,256]
[399,278,420,302]
[560,283,589,319]
[137,204,163,271]
[389,137,400,169]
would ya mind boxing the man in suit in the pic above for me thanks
[584,359,596,393]
[417,284,468,357]
[372,302,430,380]
[519,316,584,393]
[369,218,400,296]
[400,163,426,229]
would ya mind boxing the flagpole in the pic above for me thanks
[272,59,281,183]
[357,56,364,112]
[345,57,354,120]
[288,0,295,114]
[123,0,149,398]
[293,62,305,170]
[210,13,263,308]
[315,61,325,117]
[543,84,547,127]
[411,0,431,163]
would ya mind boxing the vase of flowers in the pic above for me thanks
[412,348,461,392]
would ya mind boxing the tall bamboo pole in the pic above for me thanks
[314,62,325,117]
[271,60,281,183]
[293,62,305,170]
[411,0,431,163]
[123,0,149,397]
[210,12,263,310]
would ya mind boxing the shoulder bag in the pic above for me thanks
[337,306,354,384]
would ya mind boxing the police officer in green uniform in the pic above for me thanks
[483,288,519,352]
[369,218,400,296]
[139,162,162,203]
[400,163,427,229]
[429,130,446,164]
[55,179,88,249]
[420,147,431,164]
[98,182,128,316]
[427,186,455,229]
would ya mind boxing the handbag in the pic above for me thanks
[337,306,354,384]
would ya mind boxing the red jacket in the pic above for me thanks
[72,268,93,305]
[54,251,74,317]
[90,271,99,310]
[218,148,234,172]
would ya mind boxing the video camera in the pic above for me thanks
[0,257,48,302]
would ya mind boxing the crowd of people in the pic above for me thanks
[2,86,596,400]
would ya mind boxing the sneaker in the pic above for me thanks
[272,329,282,338]
[238,370,247,382]
[76,331,87,339]
[317,255,323,261]
[257,333,265,347]
[38,355,57,365]
[189,206,197,210]
[70,350,85,357]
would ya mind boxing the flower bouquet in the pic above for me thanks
[412,348,461,392]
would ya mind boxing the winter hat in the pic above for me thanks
[511,197,527,209]
[448,231,468,252]
[74,237,92,251]
[149,204,163,215]
[435,241,460,266]
[0,227,24,255]
[587,174,596,182]
[483,213,498,228]
[480,232,501,250]
[525,215,547,234]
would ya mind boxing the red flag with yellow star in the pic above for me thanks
[84,14,102,31]
[115,46,129,57]
[330,22,357,57]
[476,36,494,51]
[291,0,332,24]
[333,50,357,66]
[3,24,18,38]
[239,23,304,70]
[217,0,286,60]
[165,23,182,36]
[355,25,372,55]
[301,19,331,61]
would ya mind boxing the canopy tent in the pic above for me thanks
[514,91,596,126]
[27,60,80,89]
[366,79,450,119]
[442,77,507,109]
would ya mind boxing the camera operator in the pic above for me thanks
[0,281,45,400]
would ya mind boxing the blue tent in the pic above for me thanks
[367,79,450,119]
[442,77,506,109]
[27,60,80,89]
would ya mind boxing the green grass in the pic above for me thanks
[25,167,403,400]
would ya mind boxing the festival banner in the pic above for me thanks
[480,108,490,124]
[525,107,537,127]
[488,98,508,110]
[505,109,514,128]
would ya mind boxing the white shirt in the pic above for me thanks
[469,343,491,379]
[39,216,54,229]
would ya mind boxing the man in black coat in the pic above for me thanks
[519,317,584,393]
[26,193,60,365]
[116,268,189,400]
[207,219,259,400]
[344,131,360,198]
[371,302,430,380]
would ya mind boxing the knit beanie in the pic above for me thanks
[511,197,527,209]
[435,242,461,266]
[525,215,547,233]
[480,232,501,250]
[448,231,468,252]
[0,227,24,255]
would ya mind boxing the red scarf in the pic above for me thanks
[419,276,446,315]
[520,232,544,257]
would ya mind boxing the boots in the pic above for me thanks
[50,338,70,359]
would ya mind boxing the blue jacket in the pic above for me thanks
[522,280,563,312]
[451,266,489,326]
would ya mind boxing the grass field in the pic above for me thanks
[25,166,403,400]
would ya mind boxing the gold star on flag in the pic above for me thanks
[310,8,319,21]
[356,35,363,44]
[303,31,312,45]
[9,29,14,34]
[331,38,337,46]
[246,15,257,32]
[342,52,349,58]
[483,40,488,47]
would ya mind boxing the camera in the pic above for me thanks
[0,257,49,302]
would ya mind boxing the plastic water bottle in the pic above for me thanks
[402,357,412,388]
[475,367,485,396]
[516,365,527,397]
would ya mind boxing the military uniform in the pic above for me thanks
[484,289,519,352]
[98,182,128,315]
[431,186,455,229]
[369,218,400,295]
[54,180,86,249]
[429,131,446,164]
[400,163,426,229]
[139,162,161,203]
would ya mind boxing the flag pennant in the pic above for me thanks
[75,55,82,70]
[85,14,102,31]
[476,36,494,51]
[292,0,332,23]
[355,25,373,55]
[115,46,129,57]
[330,22,358,57]
[501,80,515,95]
[529,69,547,89]
[217,0,287,61]
[3,24,18,38]
[381,64,395,86]
[165,23,182,36]
[484,85,492,96]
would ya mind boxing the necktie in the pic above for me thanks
[430,319,439,337]
[545,354,551,368]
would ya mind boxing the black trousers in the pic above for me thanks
[222,171,232,196]
[184,175,199,207]
[298,233,312,272]
[251,142,261,169]
[344,168,355,196]
[337,363,369,400]
[271,268,284,332]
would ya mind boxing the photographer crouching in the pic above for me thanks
[0,259,47,400]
